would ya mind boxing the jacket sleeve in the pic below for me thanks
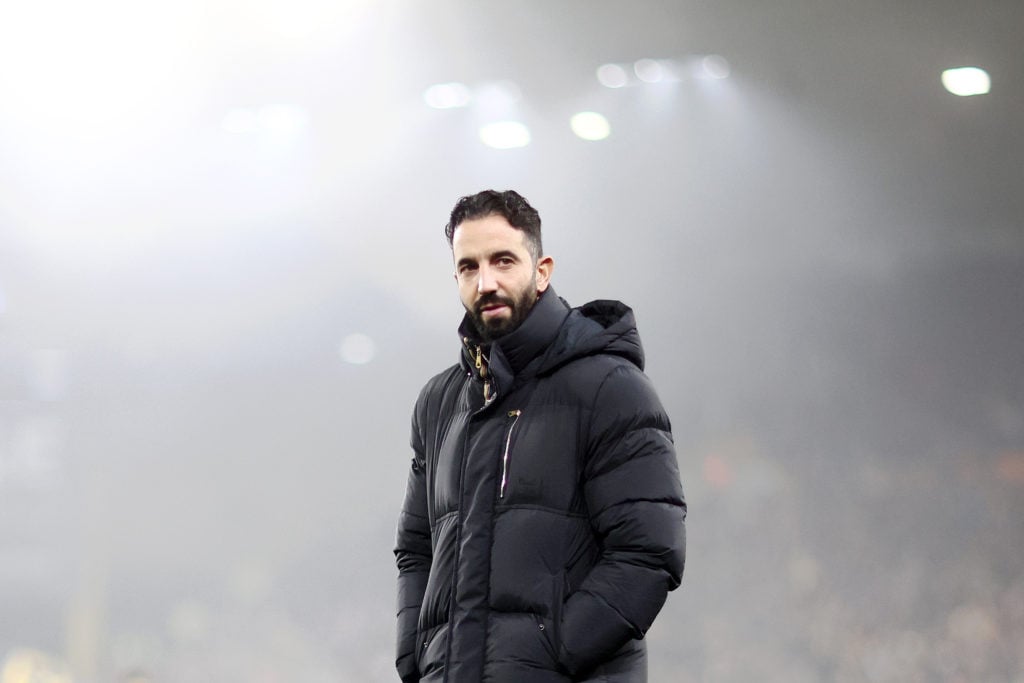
[394,404,433,683]
[558,363,687,676]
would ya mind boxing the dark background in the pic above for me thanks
[1,1,1021,680]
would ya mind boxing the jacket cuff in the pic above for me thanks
[396,651,420,683]
[558,592,635,674]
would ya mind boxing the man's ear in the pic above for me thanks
[536,255,554,293]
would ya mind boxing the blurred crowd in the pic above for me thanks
[5,439,1021,683]
[649,431,1024,683]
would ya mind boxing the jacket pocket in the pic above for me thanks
[536,612,559,668]
[416,624,444,678]
[542,572,570,670]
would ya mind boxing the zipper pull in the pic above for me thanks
[499,410,522,498]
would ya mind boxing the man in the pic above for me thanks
[394,190,686,682]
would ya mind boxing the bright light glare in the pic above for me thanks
[479,121,531,149]
[222,109,261,134]
[233,0,376,50]
[0,3,196,137]
[941,67,991,96]
[339,333,376,365]
[423,82,472,109]
[634,59,665,83]
[258,104,309,135]
[701,55,731,80]
[474,81,522,115]
[570,112,611,141]
[221,105,309,136]
[597,64,629,88]
[0,649,72,683]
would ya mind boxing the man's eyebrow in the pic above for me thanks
[457,250,520,268]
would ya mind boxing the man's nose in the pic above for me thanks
[477,266,498,294]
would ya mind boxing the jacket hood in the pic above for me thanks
[537,298,645,375]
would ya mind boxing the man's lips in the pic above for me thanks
[480,304,510,318]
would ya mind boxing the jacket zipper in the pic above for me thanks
[499,410,522,498]
[465,337,494,403]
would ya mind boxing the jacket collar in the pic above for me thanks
[459,287,570,399]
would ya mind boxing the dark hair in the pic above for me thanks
[444,190,542,261]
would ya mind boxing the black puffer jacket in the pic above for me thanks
[395,288,686,682]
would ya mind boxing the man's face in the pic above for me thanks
[452,214,553,342]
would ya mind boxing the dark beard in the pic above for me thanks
[468,286,538,343]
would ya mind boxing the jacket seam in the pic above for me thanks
[584,362,631,454]
[575,587,638,635]
[494,503,588,518]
